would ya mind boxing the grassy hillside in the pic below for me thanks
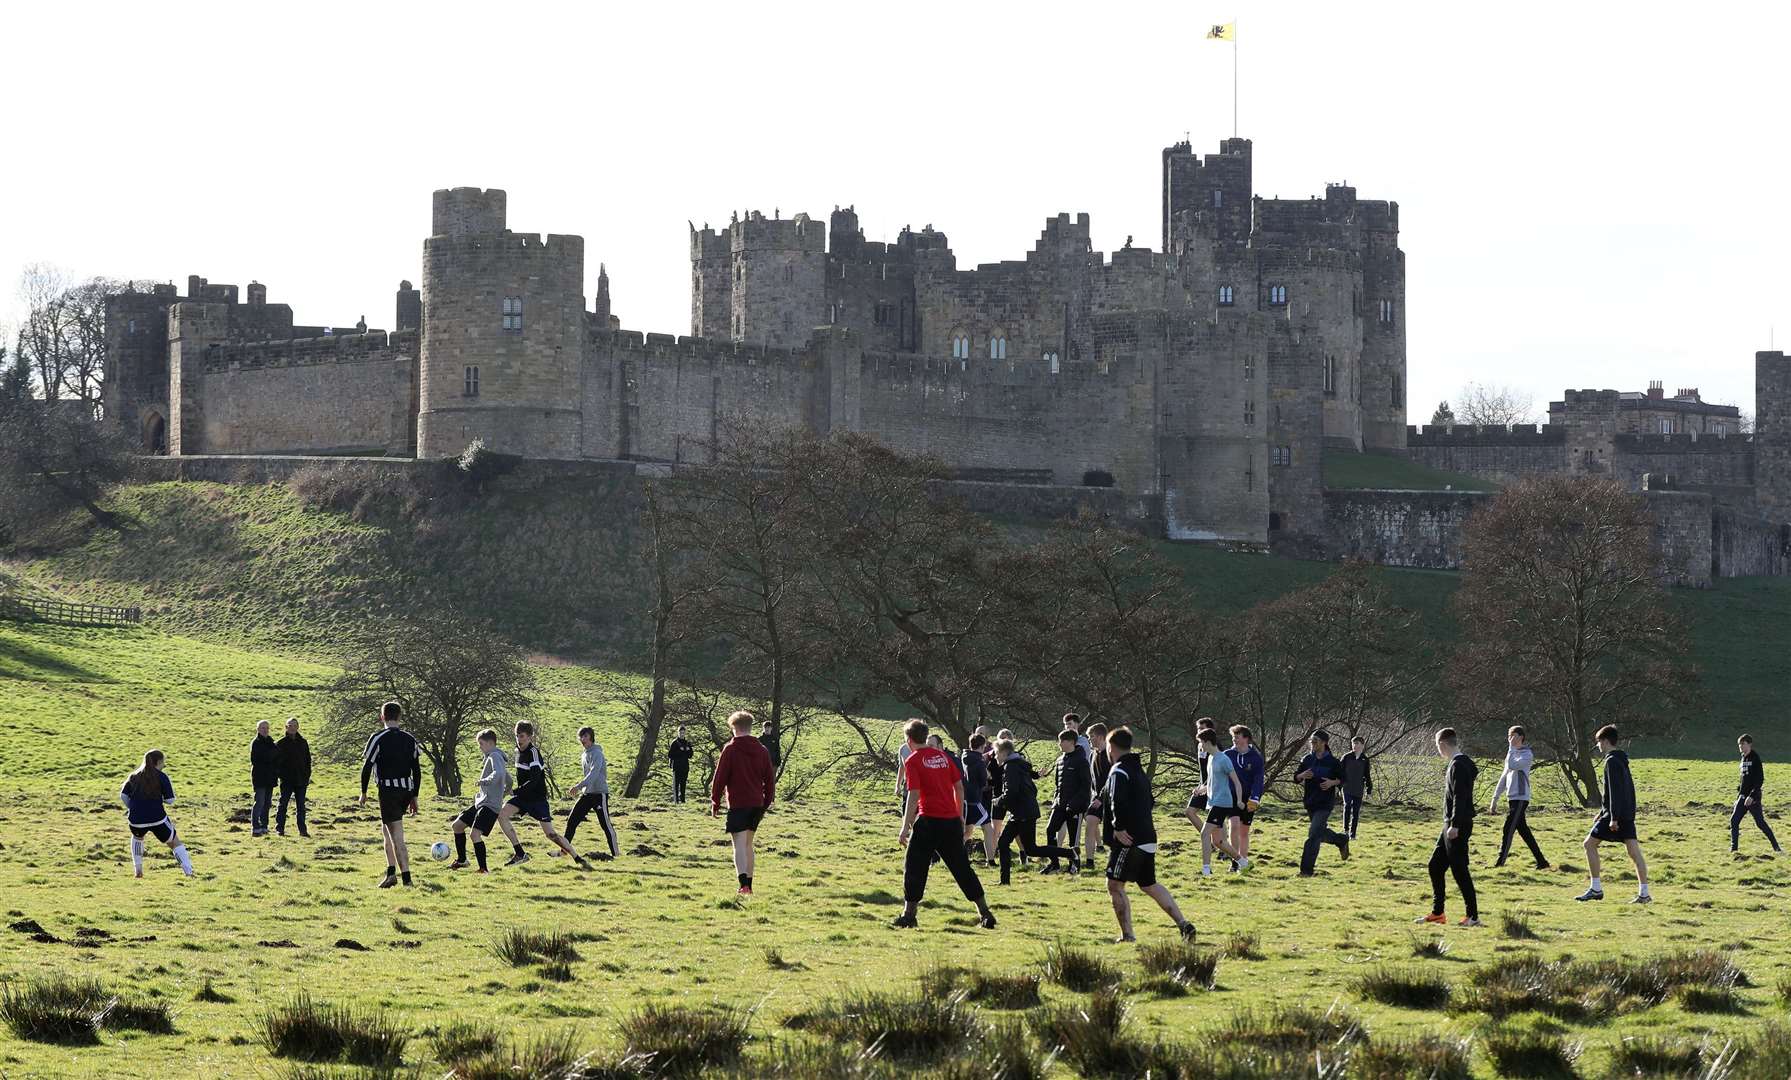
[1,623,1789,1078]
[1324,450,1500,492]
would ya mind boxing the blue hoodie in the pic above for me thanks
[1224,745,1265,806]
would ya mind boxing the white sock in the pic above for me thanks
[131,837,144,874]
[1638,882,1650,896]
[1590,876,1603,891]
[173,844,193,876]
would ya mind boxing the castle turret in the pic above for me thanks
[394,280,421,333]
[729,210,826,348]
[593,263,612,329]
[417,187,586,460]
[1161,137,1252,252]
[1757,351,1791,523]
[689,224,731,338]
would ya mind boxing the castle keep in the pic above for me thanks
[104,138,1409,549]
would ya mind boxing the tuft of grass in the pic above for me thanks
[617,1003,749,1076]
[1132,974,1189,998]
[1777,974,1791,1009]
[493,928,581,967]
[1723,1022,1791,1080]
[1460,950,1748,1021]
[1409,933,1451,959]
[1029,989,1160,1078]
[763,947,795,971]
[785,990,982,1064]
[960,971,1044,1010]
[1041,938,1122,992]
[1482,1027,1581,1079]
[1224,930,1264,960]
[261,992,409,1067]
[192,978,235,1004]
[538,960,576,984]
[429,1019,502,1064]
[1209,1003,1366,1054]
[0,975,109,1045]
[444,1030,592,1080]
[1501,911,1541,940]
[1605,1035,1703,1078]
[105,996,175,1034]
[1674,984,1744,1014]
[1352,967,1452,1010]
[1137,940,1219,990]
[1349,1036,1472,1080]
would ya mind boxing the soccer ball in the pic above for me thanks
[431,841,452,861]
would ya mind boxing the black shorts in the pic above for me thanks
[455,805,499,834]
[1234,806,1256,826]
[1187,792,1209,812]
[966,800,992,827]
[1105,844,1157,887]
[1589,815,1637,843]
[377,788,414,824]
[129,822,173,843]
[725,806,766,835]
[1205,806,1238,827]
[507,798,551,823]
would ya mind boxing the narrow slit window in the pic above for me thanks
[464,365,480,397]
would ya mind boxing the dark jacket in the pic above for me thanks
[1600,748,1637,821]
[1740,750,1764,797]
[1443,752,1477,831]
[668,738,694,769]
[1054,745,1092,811]
[1106,752,1156,847]
[961,749,989,805]
[275,733,312,787]
[758,732,781,770]
[1297,749,1342,812]
[250,734,279,789]
[984,748,1004,800]
[996,756,1041,822]
[1341,751,1373,800]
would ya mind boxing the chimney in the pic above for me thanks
[1647,380,1664,400]
[246,281,267,306]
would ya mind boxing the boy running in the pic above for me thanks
[1103,726,1196,944]
[449,729,509,872]
[1224,725,1265,869]
[994,739,1077,882]
[496,722,590,870]
[121,749,194,878]
[360,701,422,888]
[1294,730,1350,876]
[893,719,998,930]
[1340,736,1372,840]
[961,733,996,864]
[1417,727,1480,927]
[1490,724,1549,868]
[668,726,694,804]
[1196,728,1246,875]
[1084,722,1111,870]
[565,725,620,859]
[1045,730,1091,868]
[1577,725,1651,903]
[1732,734,1782,854]
[1184,718,1216,828]
[712,710,775,895]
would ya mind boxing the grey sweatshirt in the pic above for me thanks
[578,743,609,796]
[474,748,510,810]
[1492,745,1533,804]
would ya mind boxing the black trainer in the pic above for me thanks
[505,851,530,867]
[891,913,918,930]
[1179,922,1197,943]
[979,911,998,930]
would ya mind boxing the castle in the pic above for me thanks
[99,136,1791,577]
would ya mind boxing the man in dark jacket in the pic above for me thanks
[1103,726,1197,943]
[1045,730,1092,862]
[1417,728,1479,927]
[1578,724,1652,903]
[1294,730,1350,875]
[250,720,278,837]
[667,726,695,804]
[993,740,1076,883]
[1731,734,1782,854]
[275,716,312,837]
[1340,736,1373,840]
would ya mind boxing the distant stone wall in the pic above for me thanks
[1713,506,1791,578]
[1611,434,1755,490]
[188,331,417,456]
[1642,489,1714,588]
[1324,490,1482,569]
[1404,424,1569,484]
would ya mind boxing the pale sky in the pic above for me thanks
[3,0,1787,423]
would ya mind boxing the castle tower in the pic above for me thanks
[729,210,826,348]
[1355,194,1407,450]
[690,224,731,338]
[417,187,586,460]
[1161,137,1252,252]
[394,280,422,333]
[1756,350,1791,523]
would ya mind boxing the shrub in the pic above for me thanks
[1482,1028,1581,1079]
[1605,1035,1702,1078]
[0,975,109,1045]
[261,992,409,1067]
[1501,912,1540,940]
[430,1019,501,1064]
[1030,989,1161,1078]
[1041,939,1122,992]
[786,990,981,1064]
[1348,1036,1472,1080]
[1352,967,1452,1010]
[617,1004,749,1075]
[1137,940,1219,990]
[494,929,582,967]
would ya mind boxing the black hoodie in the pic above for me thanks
[250,734,279,788]
[1054,745,1092,811]
[1600,748,1637,821]
[1106,752,1156,847]
[998,756,1041,821]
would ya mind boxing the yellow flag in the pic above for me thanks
[1207,22,1235,40]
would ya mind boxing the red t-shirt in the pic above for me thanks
[902,746,963,819]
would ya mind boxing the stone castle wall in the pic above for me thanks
[188,331,417,456]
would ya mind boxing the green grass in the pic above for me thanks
[3,624,1791,1077]
[1323,449,1502,492]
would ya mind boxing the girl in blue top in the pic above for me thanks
[1196,729,1246,876]
[121,749,194,878]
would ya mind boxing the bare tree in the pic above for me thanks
[1455,382,1534,427]
[314,615,537,796]
[1449,476,1700,805]
[0,381,134,535]
[13,267,134,415]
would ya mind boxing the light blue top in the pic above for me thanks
[1207,749,1240,809]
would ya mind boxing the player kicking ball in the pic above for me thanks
[496,722,590,871]
[448,728,509,872]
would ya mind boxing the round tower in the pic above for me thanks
[418,188,586,460]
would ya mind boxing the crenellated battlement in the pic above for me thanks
[203,329,414,373]
[729,211,824,252]
[596,328,820,370]
[1407,424,1567,446]
[1614,432,1755,453]
[424,232,585,260]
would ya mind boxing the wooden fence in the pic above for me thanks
[0,595,142,627]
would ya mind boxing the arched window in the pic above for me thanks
[951,332,970,360]
[1045,351,1060,374]
[989,334,1008,360]
[1218,284,1234,306]
[1269,284,1288,305]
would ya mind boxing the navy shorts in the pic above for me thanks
[130,822,173,843]
[377,788,414,824]
[508,798,552,823]
[455,805,499,834]
[725,806,766,835]
[1589,815,1637,843]
[1105,844,1157,887]
[966,800,992,827]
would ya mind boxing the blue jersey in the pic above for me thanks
[1224,746,1265,804]
[121,771,175,827]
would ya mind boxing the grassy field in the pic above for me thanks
[3,623,1790,1078]
[1322,451,1501,493]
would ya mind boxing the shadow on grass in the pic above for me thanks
[0,636,107,682]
